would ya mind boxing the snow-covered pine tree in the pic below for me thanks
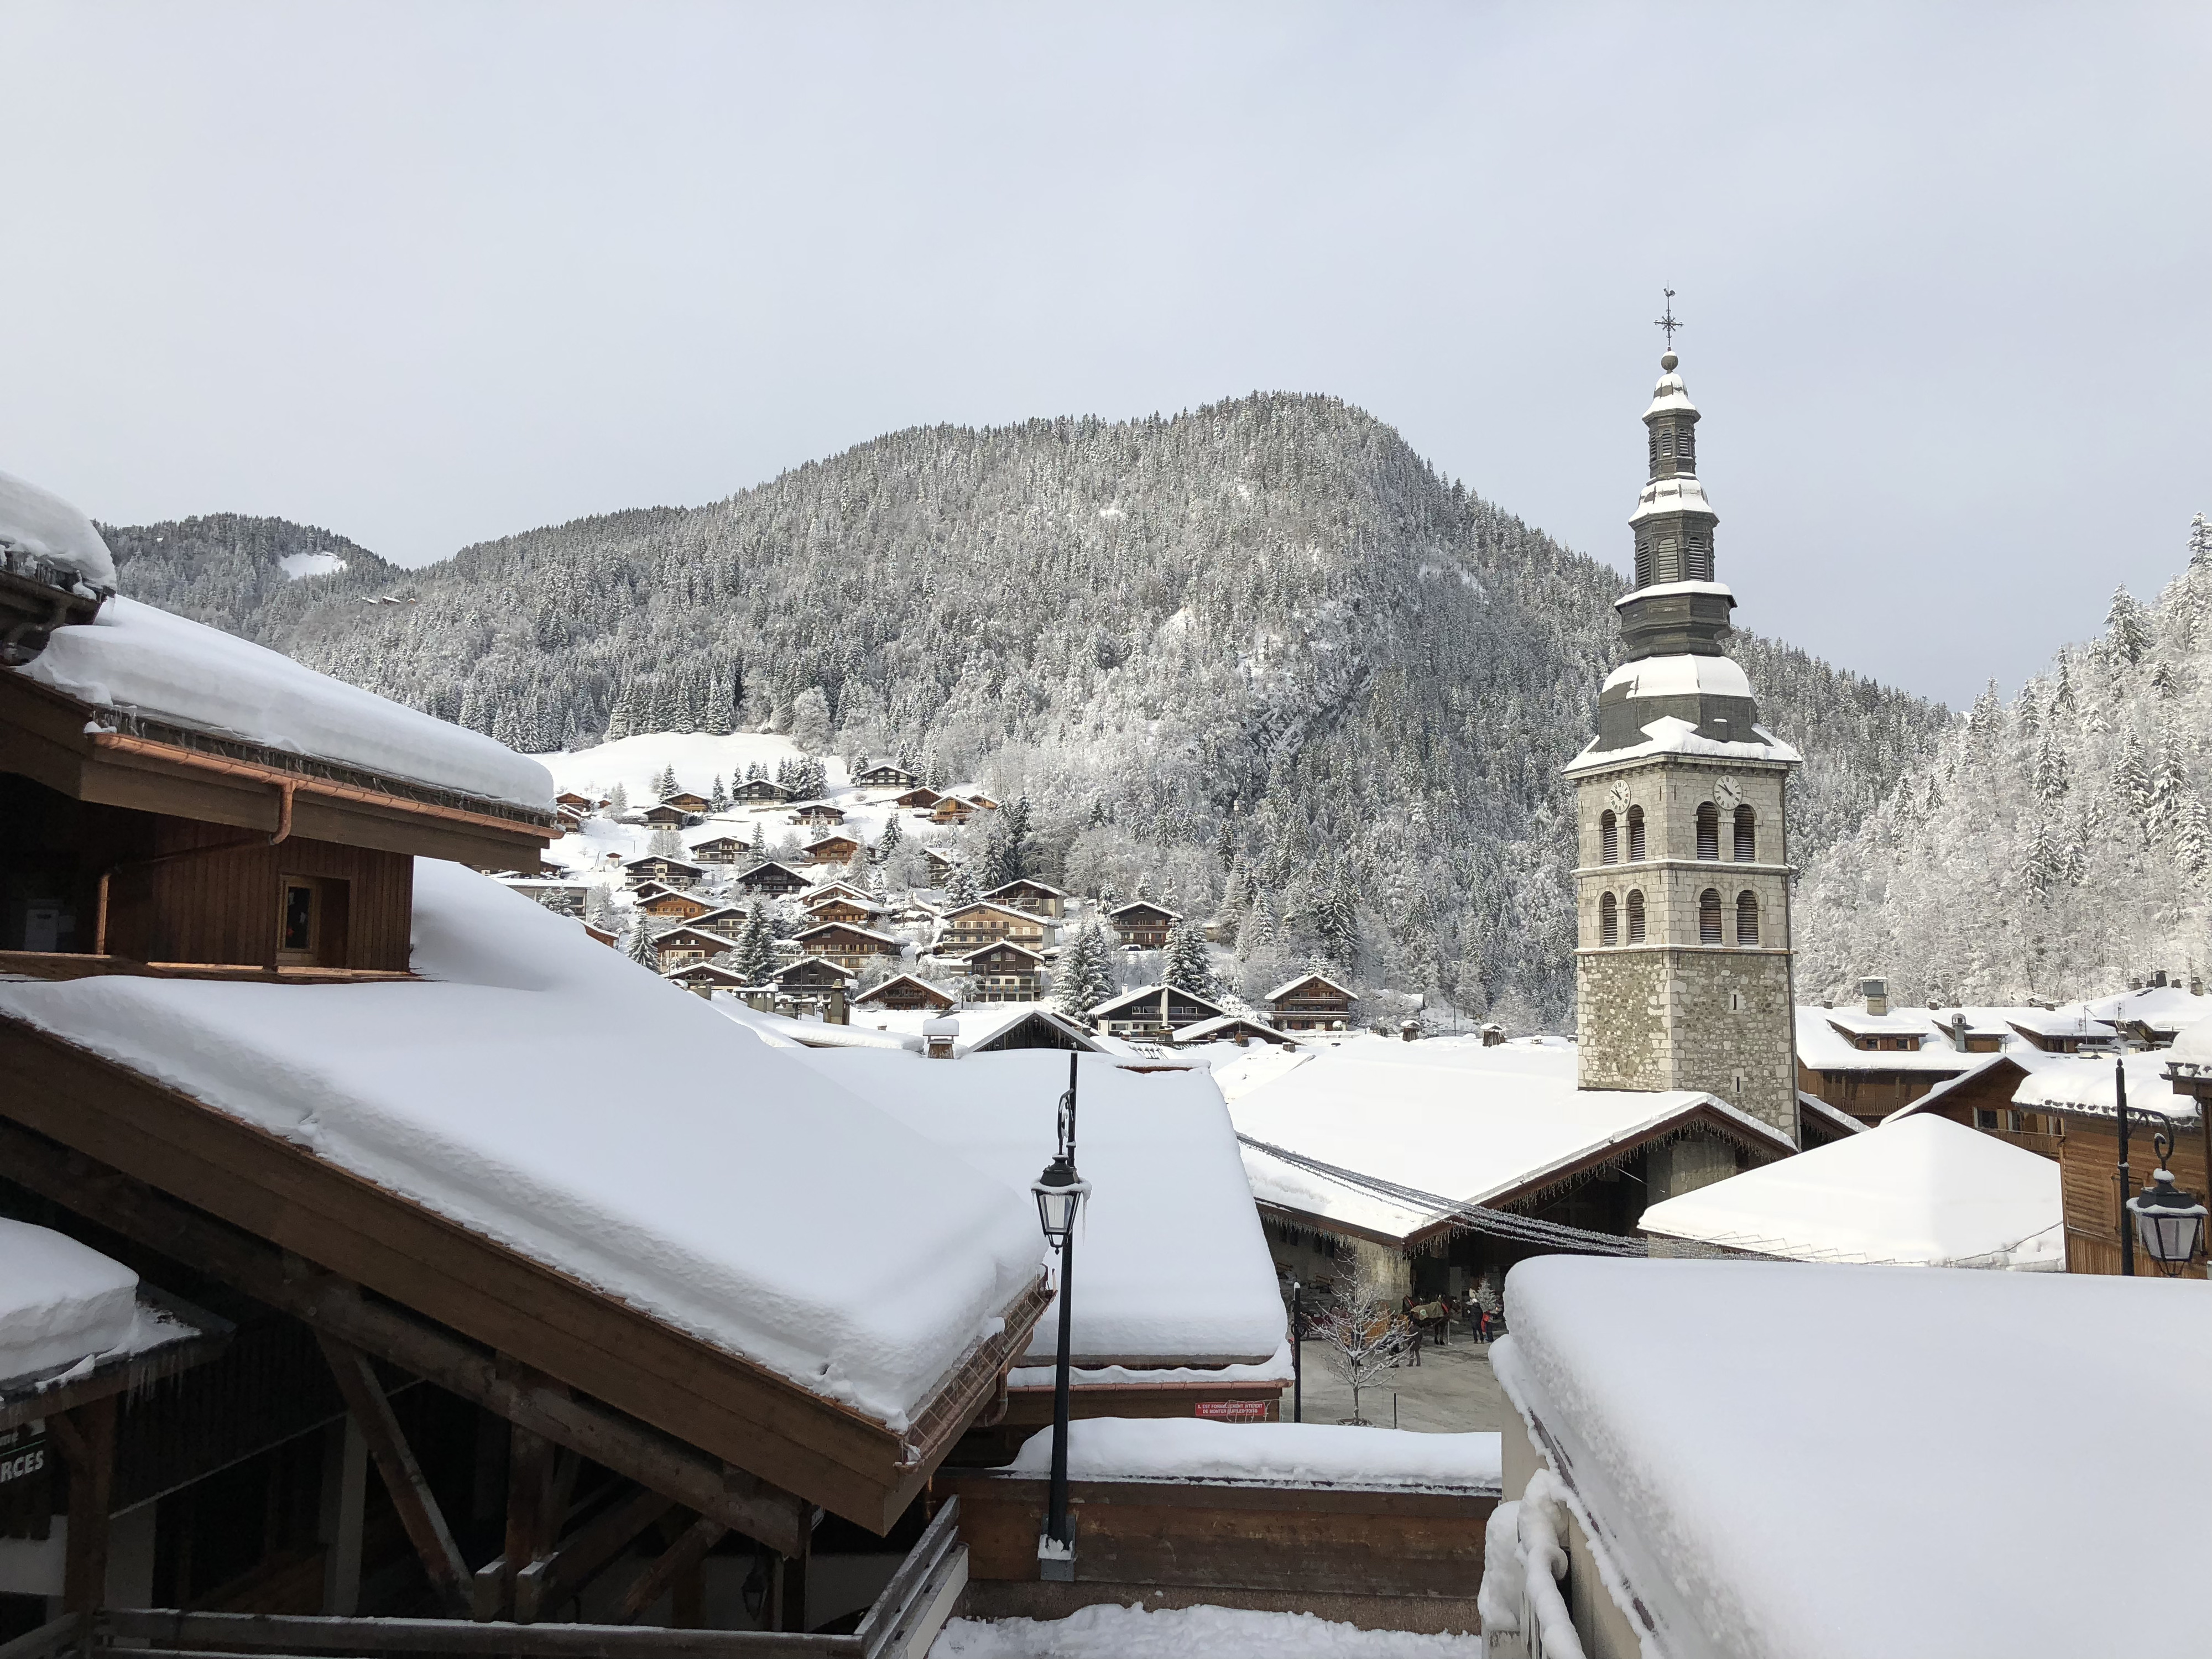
[710,775,729,812]
[1053,919,1116,1016]
[748,821,766,855]
[734,906,777,984]
[947,863,980,906]
[648,826,685,859]
[607,781,628,814]
[1161,916,1215,995]
[624,921,660,972]
[2106,587,2153,665]
[583,884,614,929]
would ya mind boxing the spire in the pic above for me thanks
[1619,346,1731,661]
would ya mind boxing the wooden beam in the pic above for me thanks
[316,1333,472,1614]
[97,1610,858,1658]
[616,1517,729,1626]
[516,1488,677,1625]
[53,1397,116,1614]
[0,1118,815,1558]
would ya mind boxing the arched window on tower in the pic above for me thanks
[1647,430,1660,474]
[1657,538,1679,583]
[1635,536,1653,588]
[1695,802,1720,860]
[1736,890,1760,945]
[1688,535,1713,582]
[1600,810,1618,864]
[1626,806,1646,862]
[1659,427,1675,457]
[1699,888,1722,944]
[1599,891,1619,946]
[1678,427,1694,468]
[1733,804,1756,862]
[1626,890,1646,944]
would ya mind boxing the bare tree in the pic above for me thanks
[1310,1261,1412,1426]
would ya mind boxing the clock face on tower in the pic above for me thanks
[1608,781,1630,815]
[1715,776,1741,812]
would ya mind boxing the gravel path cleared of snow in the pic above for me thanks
[933,1604,1481,1658]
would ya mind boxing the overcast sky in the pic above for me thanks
[2,3,2205,706]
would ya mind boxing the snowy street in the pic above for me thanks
[1292,1336,1513,1436]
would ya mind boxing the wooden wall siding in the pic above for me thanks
[2058,1113,2212,1277]
[939,1472,1495,1601]
[107,820,414,972]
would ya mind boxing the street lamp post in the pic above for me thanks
[1031,1051,1089,1582]
[1290,1279,1303,1425]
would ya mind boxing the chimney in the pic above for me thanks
[922,1016,959,1060]
[1860,977,1888,1017]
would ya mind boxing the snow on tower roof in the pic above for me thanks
[1600,653,1752,700]
[1627,473,1716,525]
[1494,1258,2212,1659]
[797,1048,1290,1371]
[0,860,1042,1432]
[1641,364,1699,420]
[0,467,117,592]
[1562,716,1802,778]
[17,597,554,810]
[1638,1115,2063,1269]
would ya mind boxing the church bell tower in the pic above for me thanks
[1567,333,1802,1143]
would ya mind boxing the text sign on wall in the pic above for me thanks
[1193,1400,1268,1422]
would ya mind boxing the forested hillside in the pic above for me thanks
[1796,517,2212,1005]
[106,394,1947,1026]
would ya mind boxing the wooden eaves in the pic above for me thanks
[0,669,555,872]
[0,1016,1051,1537]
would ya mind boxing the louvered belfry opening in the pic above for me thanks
[1626,806,1646,862]
[1695,802,1719,860]
[1699,888,1722,944]
[1626,890,1646,944]
[1733,804,1756,862]
[1600,891,1619,946]
[1736,890,1760,945]
[1600,810,1619,864]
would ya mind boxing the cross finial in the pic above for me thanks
[1655,287,1682,348]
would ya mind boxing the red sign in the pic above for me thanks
[1193,1400,1268,1422]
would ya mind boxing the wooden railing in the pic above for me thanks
[0,1501,965,1659]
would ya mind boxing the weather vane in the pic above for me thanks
[1655,288,1682,349]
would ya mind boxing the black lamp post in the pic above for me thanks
[2127,1128,2208,1277]
[1031,1051,1088,1581]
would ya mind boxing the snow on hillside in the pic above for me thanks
[536,731,833,804]
[278,550,348,579]
[1798,518,2212,1004]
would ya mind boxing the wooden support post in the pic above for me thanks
[52,1397,116,1615]
[321,1414,368,1616]
[615,1516,727,1626]
[515,1487,676,1624]
[315,1332,472,1614]
[770,1532,808,1636]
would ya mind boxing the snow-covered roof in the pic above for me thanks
[1819,1009,1937,1039]
[1227,1037,1790,1245]
[0,1217,140,1381]
[852,973,954,1006]
[1600,653,1752,701]
[1494,1258,2212,1659]
[2085,983,2212,1034]
[713,1001,919,1053]
[957,941,1044,965]
[0,860,1040,1432]
[1640,366,1699,420]
[1613,579,1734,609]
[18,597,553,810]
[1561,716,1801,778]
[1001,1417,1499,1493]
[771,954,857,980]
[1794,1007,1980,1074]
[942,901,1038,924]
[1263,973,1353,1002]
[1173,1013,1294,1045]
[1091,982,1229,1021]
[795,921,903,947]
[2013,1048,2198,1123]
[797,1049,1288,1369]
[1107,900,1181,920]
[0,467,117,593]
[984,879,1068,898]
[1639,1116,2062,1269]
[2000,1006,2114,1040]
[2169,1015,2212,1072]
[1627,473,1717,526]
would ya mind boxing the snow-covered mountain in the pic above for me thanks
[1796,517,2212,1005]
[103,393,1946,1025]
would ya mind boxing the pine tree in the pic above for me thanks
[1161,916,1215,995]
[582,884,614,929]
[710,775,729,812]
[2190,512,2212,573]
[607,781,629,814]
[734,905,777,983]
[1053,920,1116,1015]
[749,820,766,855]
[624,920,660,972]
[2106,587,2152,665]
[947,862,980,905]
[648,826,685,859]
[2032,735,2070,802]
[877,813,903,861]
[2174,797,2212,874]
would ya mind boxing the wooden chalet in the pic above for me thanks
[1172,1013,1297,1049]
[925,797,982,826]
[802,834,863,867]
[552,791,603,815]
[690,835,751,864]
[772,957,855,992]
[791,922,902,971]
[937,901,1048,953]
[634,889,714,922]
[731,860,808,896]
[892,787,942,810]
[661,959,751,993]
[649,926,740,969]
[789,804,846,827]
[1105,901,1178,950]
[1794,1007,1979,1124]
[853,974,957,1014]
[685,904,748,932]
[634,804,693,829]
[1263,973,1354,1034]
[728,776,794,804]
[921,848,958,884]
[1881,1058,2064,1160]
[622,855,702,888]
[0,563,1049,1648]
[958,942,1044,1004]
[854,763,915,789]
[2005,1009,2116,1053]
[583,921,619,948]
[1089,984,1232,1039]
[659,792,712,815]
[2027,1052,2211,1277]
[979,879,1066,920]
[805,896,880,927]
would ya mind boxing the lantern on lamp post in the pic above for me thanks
[1031,1051,1088,1580]
[2127,1130,2208,1277]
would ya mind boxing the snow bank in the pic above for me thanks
[0,468,116,591]
[1637,1115,2062,1268]
[0,860,1042,1431]
[1003,1417,1500,1491]
[1495,1258,2212,1659]
[936,1603,1482,1658]
[797,1049,1288,1368]
[0,1219,139,1381]
[536,732,825,802]
[19,598,552,810]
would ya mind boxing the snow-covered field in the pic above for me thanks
[1000,1416,1501,1491]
